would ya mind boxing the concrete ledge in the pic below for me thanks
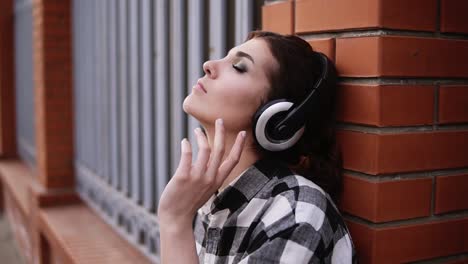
[0,159,34,216]
[39,204,151,263]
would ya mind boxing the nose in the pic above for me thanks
[203,60,216,79]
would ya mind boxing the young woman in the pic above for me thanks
[158,31,357,263]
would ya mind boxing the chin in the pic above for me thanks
[182,96,191,114]
[182,96,211,124]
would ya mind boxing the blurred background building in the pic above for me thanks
[0,0,467,263]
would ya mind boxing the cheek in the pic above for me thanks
[220,87,264,120]
[182,80,267,129]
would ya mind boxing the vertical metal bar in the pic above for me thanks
[109,0,119,188]
[14,0,36,166]
[77,0,83,164]
[187,0,204,151]
[101,0,110,182]
[129,0,141,203]
[209,0,227,60]
[93,0,101,174]
[78,0,84,165]
[141,0,155,211]
[72,0,81,164]
[85,0,93,169]
[79,0,84,164]
[154,0,170,201]
[235,0,254,45]
[81,0,87,166]
[170,0,187,175]
[88,0,94,170]
[27,0,34,162]
[118,0,130,195]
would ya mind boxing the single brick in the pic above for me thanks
[337,130,468,175]
[262,1,293,35]
[435,174,468,214]
[295,0,437,33]
[438,85,468,124]
[341,175,432,222]
[308,38,336,61]
[336,84,434,127]
[347,218,468,263]
[440,0,468,34]
[336,36,468,78]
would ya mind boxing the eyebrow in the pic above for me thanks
[236,51,255,64]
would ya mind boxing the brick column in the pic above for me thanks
[31,0,76,262]
[32,0,74,189]
[0,0,16,158]
[263,0,468,263]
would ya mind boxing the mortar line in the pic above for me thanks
[343,167,468,181]
[337,123,468,134]
[343,210,468,229]
[338,77,468,85]
[408,253,468,264]
[300,28,468,40]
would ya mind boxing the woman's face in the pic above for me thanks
[183,38,277,132]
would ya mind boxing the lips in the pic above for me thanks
[196,80,207,93]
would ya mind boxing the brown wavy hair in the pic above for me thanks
[248,31,343,201]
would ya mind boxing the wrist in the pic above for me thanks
[159,214,194,233]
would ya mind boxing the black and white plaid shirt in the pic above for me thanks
[193,158,357,263]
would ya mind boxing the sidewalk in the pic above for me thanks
[0,213,25,264]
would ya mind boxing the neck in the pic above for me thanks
[202,125,261,191]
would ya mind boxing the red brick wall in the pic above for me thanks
[0,0,16,158]
[32,0,74,189]
[263,0,468,263]
[0,0,76,263]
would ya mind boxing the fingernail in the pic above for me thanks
[194,127,201,134]
[216,118,223,126]
[241,131,246,138]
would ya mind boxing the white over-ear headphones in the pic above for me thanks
[252,52,333,152]
[254,100,305,151]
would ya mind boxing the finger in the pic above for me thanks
[217,131,246,182]
[205,118,226,179]
[174,138,192,177]
[191,127,210,176]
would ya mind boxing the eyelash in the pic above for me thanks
[232,63,247,73]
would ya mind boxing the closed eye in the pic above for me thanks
[233,63,247,73]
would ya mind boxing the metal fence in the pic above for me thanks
[72,0,261,260]
[14,0,36,168]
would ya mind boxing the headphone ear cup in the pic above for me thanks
[253,99,305,152]
[253,99,287,130]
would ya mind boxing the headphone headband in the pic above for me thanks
[270,52,331,139]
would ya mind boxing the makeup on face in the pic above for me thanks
[232,58,247,73]
[230,50,255,74]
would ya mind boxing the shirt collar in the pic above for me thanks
[205,158,285,215]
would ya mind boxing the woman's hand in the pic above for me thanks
[158,118,246,228]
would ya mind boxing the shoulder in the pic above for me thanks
[258,173,330,230]
[254,164,349,234]
[247,158,349,234]
[259,173,355,257]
